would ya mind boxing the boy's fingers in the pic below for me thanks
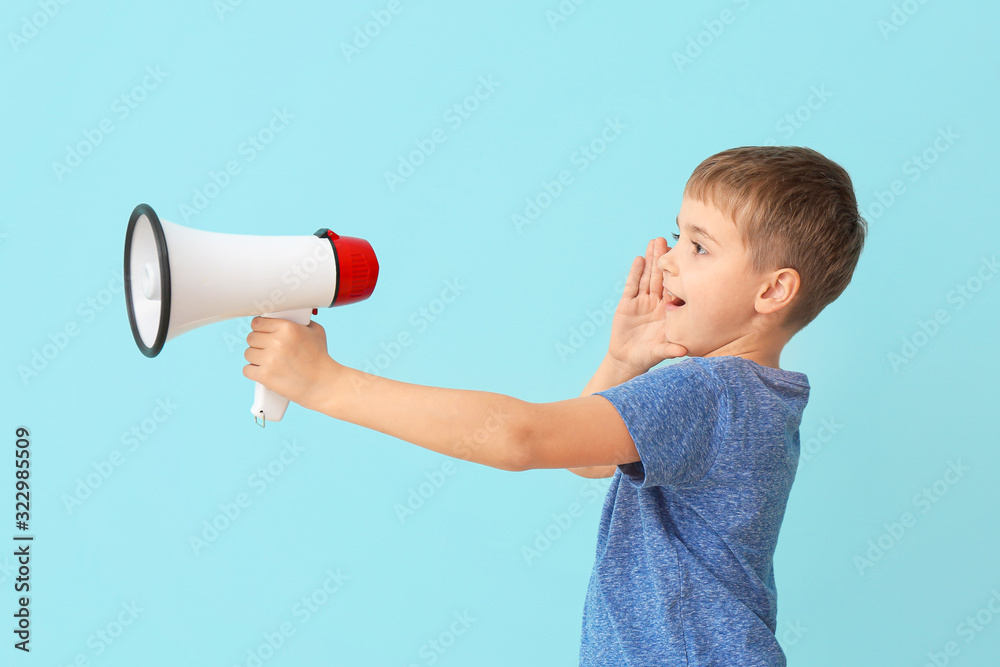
[623,255,643,299]
[649,237,667,297]
[250,316,281,333]
[246,331,268,349]
[638,239,653,294]
[243,346,264,364]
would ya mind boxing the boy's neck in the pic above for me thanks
[702,334,787,370]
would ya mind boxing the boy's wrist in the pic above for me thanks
[602,353,645,384]
[303,358,349,417]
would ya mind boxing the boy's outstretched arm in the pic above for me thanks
[314,366,640,472]
[243,317,641,473]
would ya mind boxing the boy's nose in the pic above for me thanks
[657,248,672,271]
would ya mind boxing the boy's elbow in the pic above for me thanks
[504,414,533,472]
[501,403,535,472]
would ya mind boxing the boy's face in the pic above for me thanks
[657,195,770,359]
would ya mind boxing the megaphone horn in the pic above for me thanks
[124,203,378,426]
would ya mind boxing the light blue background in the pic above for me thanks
[3,1,999,665]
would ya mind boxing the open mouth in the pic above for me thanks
[666,291,686,307]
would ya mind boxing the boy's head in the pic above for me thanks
[657,146,867,364]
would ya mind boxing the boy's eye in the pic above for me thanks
[670,232,707,255]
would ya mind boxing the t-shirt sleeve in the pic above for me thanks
[595,361,726,489]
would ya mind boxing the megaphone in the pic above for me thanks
[124,203,378,426]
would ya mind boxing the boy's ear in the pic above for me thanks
[756,268,800,316]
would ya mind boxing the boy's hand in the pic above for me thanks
[608,237,687,374]
[243,317,341,413]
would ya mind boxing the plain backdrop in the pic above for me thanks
[3,1,999,665]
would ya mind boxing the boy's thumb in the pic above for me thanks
[656,341,688,360]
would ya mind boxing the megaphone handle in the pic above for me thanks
[251,308,313,427]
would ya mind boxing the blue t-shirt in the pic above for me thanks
[579,355,810,666]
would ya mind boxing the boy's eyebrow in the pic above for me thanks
[675,216,719,246]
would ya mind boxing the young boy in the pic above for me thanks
[243,145,867,665]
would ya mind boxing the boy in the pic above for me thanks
[243,145,867,665]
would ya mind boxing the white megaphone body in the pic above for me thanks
[124,203,378,426]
